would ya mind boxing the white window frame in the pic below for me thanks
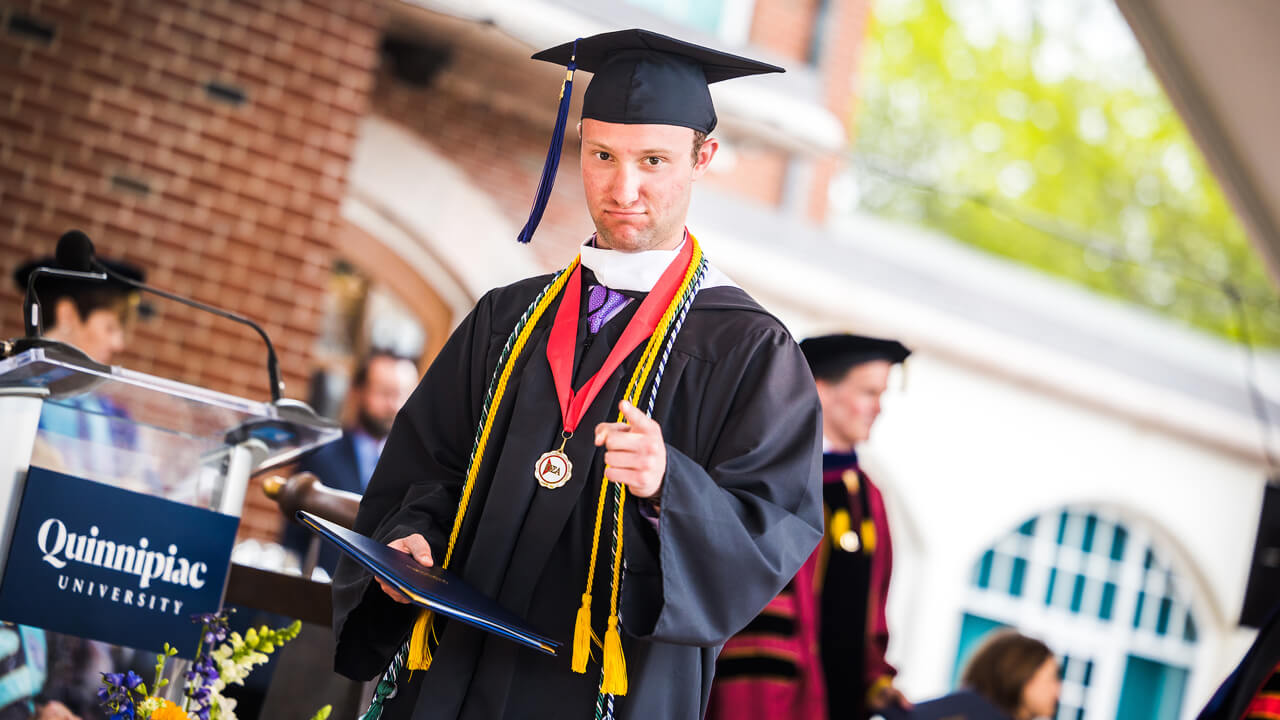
[624,0,758,45]
[960,506,1203,720]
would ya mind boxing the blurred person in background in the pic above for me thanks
[709,334,912,720]
[282,350,419,574]
[960,630,1061,720]
[8,255,153,720]
[12,255,146,368]
[13,256,150,483]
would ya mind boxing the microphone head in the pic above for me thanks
[55,230,96,272]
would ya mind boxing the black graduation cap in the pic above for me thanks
[533,28,784,134]
[800,334,911,382]
[516,28,784,244]
[13,256,153,319]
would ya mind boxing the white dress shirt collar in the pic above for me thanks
[578,233,735,291]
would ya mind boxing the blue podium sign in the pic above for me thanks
[0,467,238,656]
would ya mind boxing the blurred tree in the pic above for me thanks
[850,0,1280,345]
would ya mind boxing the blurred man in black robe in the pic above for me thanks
[331,28,823,720]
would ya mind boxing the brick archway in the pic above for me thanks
[343,115,545,322]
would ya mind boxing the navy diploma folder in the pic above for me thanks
[297,511,561,656]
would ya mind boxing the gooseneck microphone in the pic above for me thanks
[23,264,108,338]
[55,230,286,403]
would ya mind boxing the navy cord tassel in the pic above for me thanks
[517,40,578,244]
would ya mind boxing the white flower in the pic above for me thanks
[138,696,164,717]
[210,690,238,720]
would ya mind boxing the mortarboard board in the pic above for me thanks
[516,28,784,244]
[800,333,911,382]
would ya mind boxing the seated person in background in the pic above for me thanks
[282,350,418,573]
[10,255,153,720]
[13,255,150,489]
[0,622,78,720]
[960,630,1061,720]
[12,255,144,368]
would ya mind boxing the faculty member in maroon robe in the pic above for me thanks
[709,334,912,720]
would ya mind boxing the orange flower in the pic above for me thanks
[152,700,193,720]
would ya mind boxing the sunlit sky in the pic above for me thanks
[876,0,1156,92]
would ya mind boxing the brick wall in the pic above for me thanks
[809,0,873,223]
[0,0,382,542]
[748,0,823,64]
[745,0,873,224]
[703,142,789,208]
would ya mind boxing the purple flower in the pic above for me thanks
[98,671,139,720]
[184,610,232,720]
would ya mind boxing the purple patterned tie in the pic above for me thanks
[586,284,633,334]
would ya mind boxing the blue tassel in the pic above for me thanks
[517,40,578,244]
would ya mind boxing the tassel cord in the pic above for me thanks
[364,262,577,711]
[518,42,578,243]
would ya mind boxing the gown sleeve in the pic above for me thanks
[330,289,498,680]
[621,325,824,647]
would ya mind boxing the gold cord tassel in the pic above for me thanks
[600,616,628,695]
[571,593,597,672]
[861,518,877,554]
[407,610,435,671]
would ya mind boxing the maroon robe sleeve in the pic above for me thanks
[863,476,897,697]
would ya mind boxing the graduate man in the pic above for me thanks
[709,334,912,720]
[331,28,824,720]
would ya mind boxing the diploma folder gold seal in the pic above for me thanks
[297,511,561,656]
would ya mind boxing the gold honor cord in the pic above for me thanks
[573,238,705,696]
[407,259,580,671]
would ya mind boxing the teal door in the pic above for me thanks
[951,613,1008,689]
[1114,654,1188,720]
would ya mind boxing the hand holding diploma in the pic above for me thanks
[378,533,434,604]
[300,512,558,654]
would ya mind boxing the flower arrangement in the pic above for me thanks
[98,611,329,720]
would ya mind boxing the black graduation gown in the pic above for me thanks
[331,271,824,720]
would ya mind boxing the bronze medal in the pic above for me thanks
[535,449,573,489]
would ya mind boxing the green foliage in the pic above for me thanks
[852,0,1280,344]
[153,643,179,696]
